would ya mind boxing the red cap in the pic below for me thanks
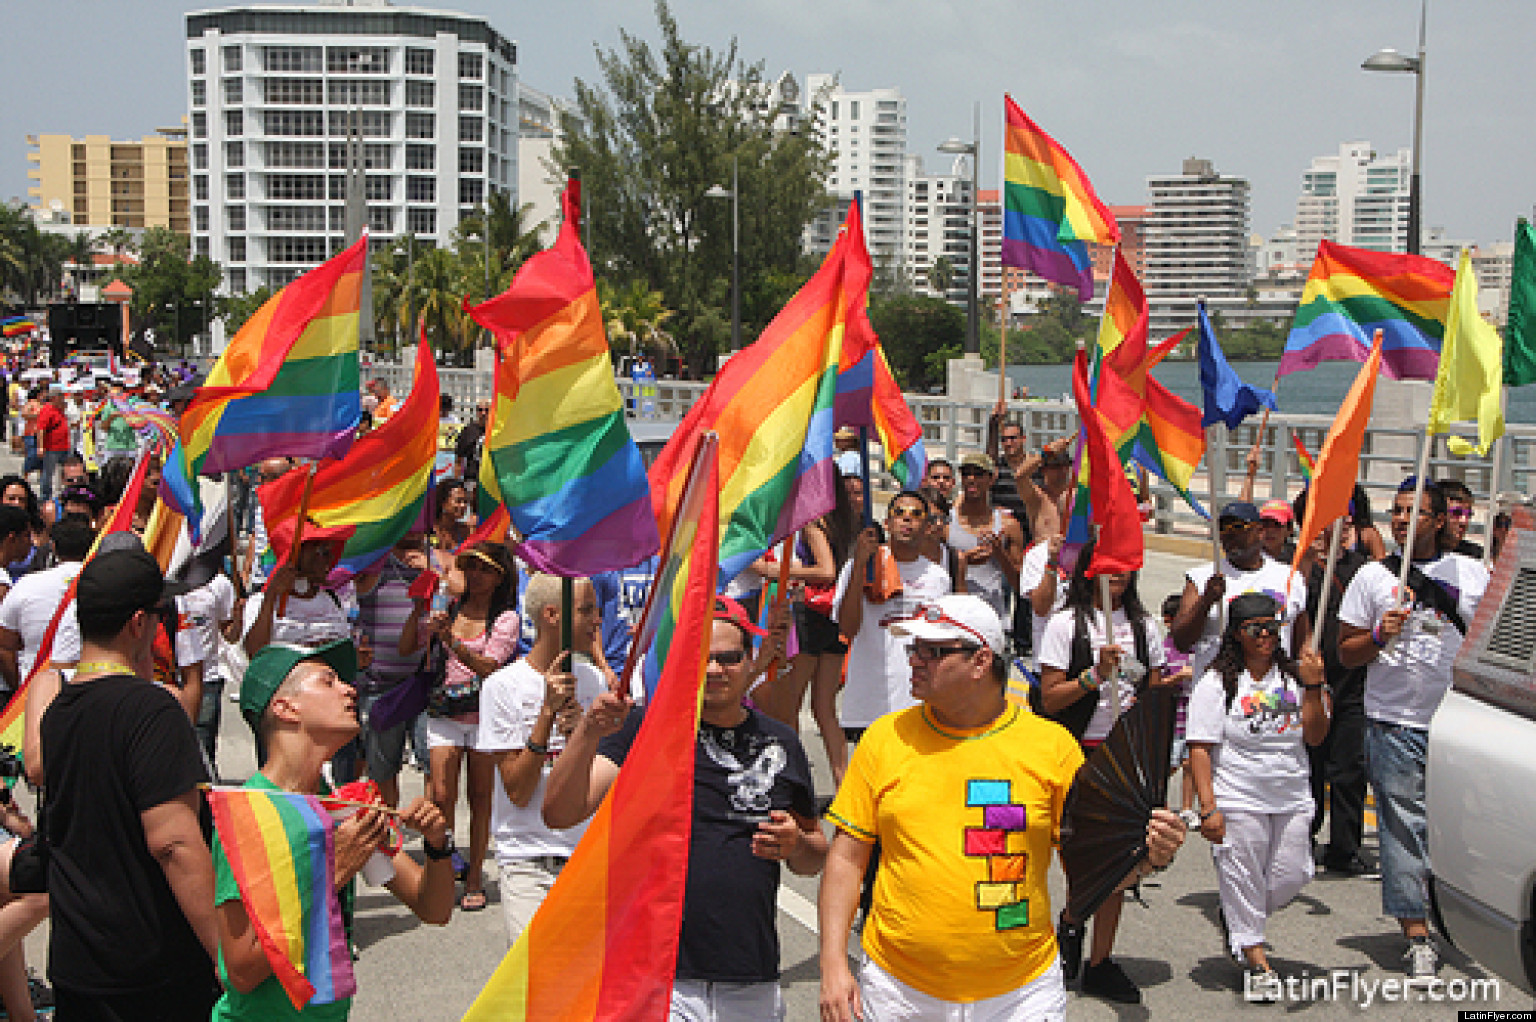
[713,594,767,637]
[267,516,357,566]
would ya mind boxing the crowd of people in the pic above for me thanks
[0,362,1504,1020]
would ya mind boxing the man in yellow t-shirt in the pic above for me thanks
[819,594,1186,1021]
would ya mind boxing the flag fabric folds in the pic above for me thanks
[1280,240,1454,382]
[207,786,356,1010]
[463,435,719,1022]
[162,237,366,537]
[1505,218,1536,388]
[1197,300,1277,429]
[1001,95,1119,300]
[649,199,874,586]
[1428,251,1505,457]
[1071,348,1143,577]
[835,343,927,489]
[1289,333,1387,581]
[258,336,440,580]
[1292,434,1316,483]
[466,179,658,578]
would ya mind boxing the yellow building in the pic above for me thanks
[26,127,190,234]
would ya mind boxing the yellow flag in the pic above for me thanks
[1428,250,1505,456]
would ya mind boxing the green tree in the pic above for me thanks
[0,202,68,306]
[552,0,831,377]
[405,246,472,363]
[928,256,955,297]
[64,231,96,296]
[121,226,221,355]
[601,278,676,359]
[868,294,964,392]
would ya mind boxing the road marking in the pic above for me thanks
[778,886,819,934]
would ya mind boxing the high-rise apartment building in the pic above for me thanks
[1087,205,1149,283]
[903,154,969,300]
[185,0,517,294]
[803,75,905,270]
[26,129,190,233]
[1295,141,1411,256]
[1144,157,1251,334]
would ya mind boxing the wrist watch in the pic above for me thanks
[422,834,457,861]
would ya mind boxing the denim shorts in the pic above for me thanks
[1364,718,1430,919]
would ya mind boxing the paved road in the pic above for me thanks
[11,545,1535,1018]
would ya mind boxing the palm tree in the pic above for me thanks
[928,255,956,297]
[601,278,677,359]
[406,246,470,363]
[64,231,96,298]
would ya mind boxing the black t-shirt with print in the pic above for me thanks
[599,706,816,982]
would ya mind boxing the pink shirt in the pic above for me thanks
[440,609,521,713]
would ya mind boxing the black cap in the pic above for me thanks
[1228,593,1279,628]
[1219,501,1261,523]
[77,546,192,624]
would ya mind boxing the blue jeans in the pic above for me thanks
[1365,718,1430,919]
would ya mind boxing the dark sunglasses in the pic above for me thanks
[1220,520,1257,534]
[909,642,979,663]
[888,506,926,521]
[707,649,746,666]
[1240,619,1280,639]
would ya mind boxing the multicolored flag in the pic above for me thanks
[1292,434,1316,482]
[1428,250,1505,457]
[161,236,365,538]
[1504,218,1536,388]
[1,317,37,338]
[1280,240,1454,381]
[1197,299,1276,430]
[1071,347,1143,576]
[649,198,873,585]
[465,179,658,578]
[834,343,927,488]
[1001,95,1120,300]
[463,435,719,1022]
[258,335,440,580]
[207,786,356,1010]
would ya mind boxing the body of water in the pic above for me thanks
[1006,359,1536,425]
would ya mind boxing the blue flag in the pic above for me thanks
[1197,300,1277,429]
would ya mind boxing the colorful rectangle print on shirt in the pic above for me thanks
[964,779,1031,931]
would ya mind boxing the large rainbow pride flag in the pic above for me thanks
[833,339,927,487]
[1280,240,1455,382]
[463,435,719,1022]
[1001,94,1120,301]
[258,335,439,581]
[162,237,365,538]
[208,785,356,1010]
[466,179,658,577]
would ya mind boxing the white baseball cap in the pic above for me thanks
[890,594,1006,656]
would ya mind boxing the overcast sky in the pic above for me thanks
[6,0,1533,245]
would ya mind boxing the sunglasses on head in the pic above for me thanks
[1240,619,1280,638]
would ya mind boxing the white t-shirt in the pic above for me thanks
[243,584,353,652]
[1183,557,1306,682]
[1185,665,1312,814]
[175,574,237,683]
[1038,606,1168,741]
[477,657,606,863]
[1017,540,1067,660]
[1337,553,1488,730]
[0,560,83,677]
[833,553,952,728]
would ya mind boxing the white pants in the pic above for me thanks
[1211,807,1314,956]
[669,978,783,1022]
[859,957,1066,1022]
[498,858,563,945]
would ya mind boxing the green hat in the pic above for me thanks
[240,640,358,737]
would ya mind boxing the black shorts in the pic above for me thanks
[794,603,847,656]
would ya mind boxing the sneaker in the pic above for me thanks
[27,970,53,1010]
[1322,853,1375,878]
[1242,965,1282,1003]
[1056,913,1086,984]
[1178,808,1201,830]
[1080,958,1141,1005]
[1404,936,1439,988]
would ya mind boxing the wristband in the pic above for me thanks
[422,835,456,861]
[1371,623,1387,648]
[526,740,550,755]
[1301,683,1324,691]
[1077,670,1099,693]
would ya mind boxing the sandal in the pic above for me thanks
[460,889,488,912]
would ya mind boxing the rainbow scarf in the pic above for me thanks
[464,436,719,1022]
[1281,240,1454,382]
[1001,94,1119,300]
[649,199,873,587]
[208,785,355,1009]
[162,237,365,539]
[258,336,438,581]
[465,179,658,577]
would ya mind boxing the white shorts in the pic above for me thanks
[858,956,1066,1022]
[669,978,783,1022]
[425,715,480,750]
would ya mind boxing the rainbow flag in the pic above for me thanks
[1001,94,1119,300]
[1073,347,1142,576]
[1,317,37,338]
[1292,433,1316,482]
[258,336,439,580]
[650,199,872,586]
[834,343,927,488]
[161,237,365,538]
[1281,240,1455,381]
[208,786,356,1010]
[464,435,719,1022]
[465,179,658,577]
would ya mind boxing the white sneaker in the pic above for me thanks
[1404,937,1439,988]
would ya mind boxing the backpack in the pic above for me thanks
[1380,555,1467,636]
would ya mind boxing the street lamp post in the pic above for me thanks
[938,104,981,355]
[1362,0,1427,255]
[705,155,740,352]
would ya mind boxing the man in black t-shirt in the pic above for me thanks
[39,544,219,1021]
[455,399,489,492]
[545,597,826,1020]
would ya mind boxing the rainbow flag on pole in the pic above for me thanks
[1292,434,1316,482]
[1280,240,1454,381]
[464,435,719,1022]
[834,342,927,488]
[208,786,356,1010]
[258,334,439,581]
[1001,94,1120,300]
[161,237,365,538]
[465,179,658,577]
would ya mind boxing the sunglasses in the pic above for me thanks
[889,506,926,521]
[1220,520,1257,533]
[1240,619,1281,639]
[909,642,979,663]
[1447,507,1472,520]
[1000,433,1025,443]
[707,649,746,666]
[959,466,989,477]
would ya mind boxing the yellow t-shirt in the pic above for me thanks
[827,703,1084,1002]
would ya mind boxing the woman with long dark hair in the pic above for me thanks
[1186,593,1328,998]
[400,540,519,912]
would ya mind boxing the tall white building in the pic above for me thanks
[903,154,970,301]
[1294,141,1411,256]
[803,75,905,271]
[185,0,517,294]
[1144,158,1252,335]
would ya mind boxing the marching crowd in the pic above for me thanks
[0,366,1502,1021]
